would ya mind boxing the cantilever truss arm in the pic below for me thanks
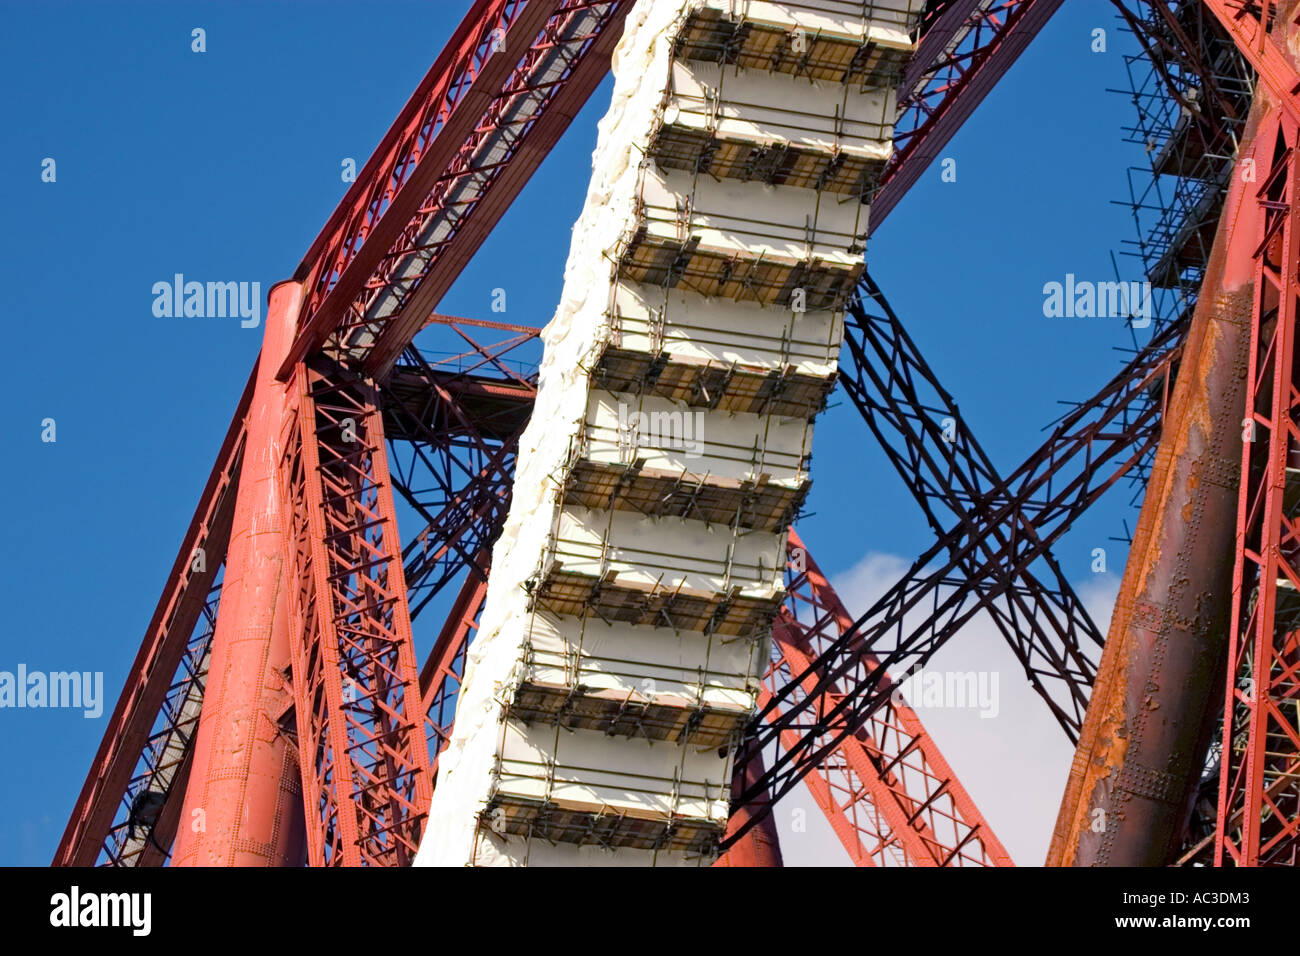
[724,316,1187,849]
[52,367,254,867]
[281,0,634,381]
[764,528,1014,866]
[840,274,1104,741]
[872,0,1067,229]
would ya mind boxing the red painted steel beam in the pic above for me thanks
[1046,0,1300,870]
[1048,79,1263,866]
[280,0,634,381]
[278,359,433,867]
[764,530,1012,867]
[362,1,633,378]
[871,0,1065,231]
[53,367,253,866]
[103,587,218,866]
[288,0,558,360]
[1203,0,1300,127]
[713,752,784,867]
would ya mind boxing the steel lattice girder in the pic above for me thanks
[57,0,1089,866]
[384,318,536,615]
[842,274,1104,741]
[97,585,221,867]
[1217,105,1300,866]
[725,316,1186,849]
[283,0,634,380]
[764,529,1013,866]
[52,368,254,867]
[278,359,433,867]
[382,322,536,770]
[871,0,1066,228]
[1061,0,1300,870]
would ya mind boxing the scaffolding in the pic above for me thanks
[509,610,762,746]
[420,0,925,867]
[588,281,844,419]
[1101,0,1253,510]
[1115,0,1253,337]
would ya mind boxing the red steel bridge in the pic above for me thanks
[49,0,1300,867]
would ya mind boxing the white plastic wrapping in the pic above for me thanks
[608,281,844,376]
[416,0,702,868]
[415,0,918,867]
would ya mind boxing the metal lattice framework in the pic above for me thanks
[1216,104,1300,866]
[71,0,1245,868]
[841,276,1104,741]
[278,359,433,867]
[52,371,253,867]
[98,584,221,867]
[765,529,1013,866]
[872,0,1067,226]
[285,0,634,379]
[727,315,1184,847]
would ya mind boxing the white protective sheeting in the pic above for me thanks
[492,721,731,822]
[697,0,917,47]
[416,0,920,867]
[583,389,813,486]
[545,505,787,598]
[607,282,844,377]
[518,612,763,713]
[637,164,869,266]
[667,60,896,159]
[416,0,706,868]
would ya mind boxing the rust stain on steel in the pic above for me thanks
[1046,89,1270,866]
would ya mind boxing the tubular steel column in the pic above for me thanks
[1216,105,1300,866]
[1048,94,1266,867]
[172,280,308,867]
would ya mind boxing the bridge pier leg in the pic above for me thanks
[172,280,307,867]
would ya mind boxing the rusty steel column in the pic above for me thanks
[714,753,784,868]
[1046,95,1269,866]
[172,280,307,866]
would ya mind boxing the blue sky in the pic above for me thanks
[0,0,1156,865]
